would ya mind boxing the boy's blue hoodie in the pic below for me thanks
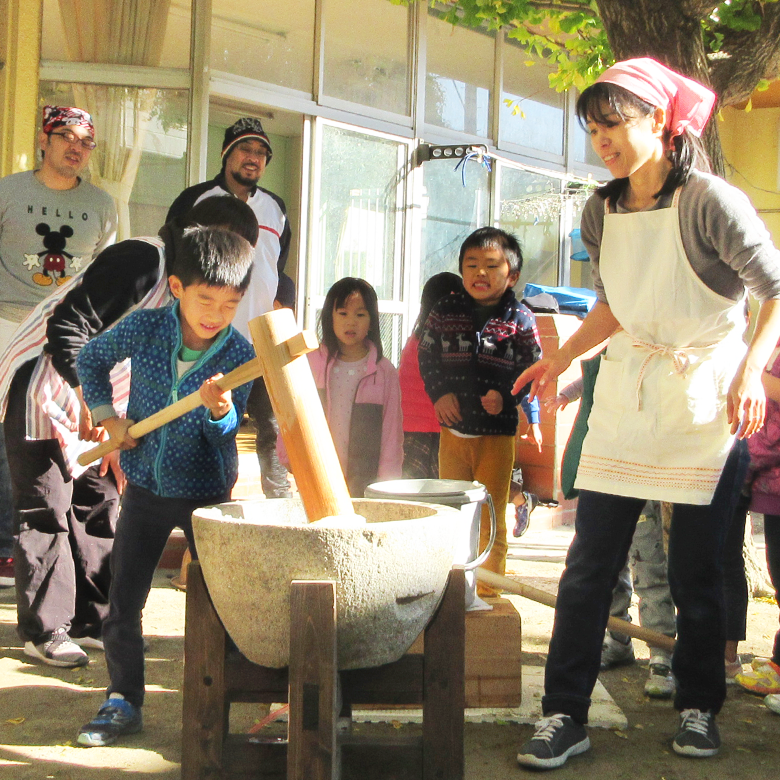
[77,302,255,499]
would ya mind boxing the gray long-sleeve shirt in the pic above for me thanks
[580,170,780,304]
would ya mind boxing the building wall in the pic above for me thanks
[721,105,780,246]
[0,0,41,175]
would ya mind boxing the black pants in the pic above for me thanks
[104,483,225,708]
[762,514,780,664]
[543,443,743,723]
[246,379,291,498]
[6,360,119,644]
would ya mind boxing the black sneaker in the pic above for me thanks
[77,696,143,747]
[517,714,591,769]
[672,709,720,757]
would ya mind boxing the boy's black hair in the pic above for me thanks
[183,196,259,246]
[413,272,462,338]
[458,227,523,275]
[170,225,253,293]
[319,277,383,360]
[275,272,296,310]
[575,81,711,203]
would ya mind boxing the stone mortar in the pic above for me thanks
[191,497,466,669]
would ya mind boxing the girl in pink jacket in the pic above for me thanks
[307,277,403,497]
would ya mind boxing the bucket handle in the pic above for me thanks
[461,493,497,571]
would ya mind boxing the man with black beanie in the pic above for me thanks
[166,117,292,498]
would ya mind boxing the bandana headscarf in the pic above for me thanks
[596,58,716,139]
[42,106,95,138]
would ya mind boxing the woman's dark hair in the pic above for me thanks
[319,277,383,360]
[413,272,462,338]
[576,81,711,202]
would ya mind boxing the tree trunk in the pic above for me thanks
[594,0,725,173]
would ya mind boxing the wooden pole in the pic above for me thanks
[476,568,676,654]
[249,310,354,522]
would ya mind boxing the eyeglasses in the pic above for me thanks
[49,130,97,150]
[234,143,269,159]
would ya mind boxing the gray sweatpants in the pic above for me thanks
[608,500,676,660]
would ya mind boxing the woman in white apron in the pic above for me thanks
[514,58,780,769]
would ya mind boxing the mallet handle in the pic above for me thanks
[77,356,264,467]
[476,568,676,654]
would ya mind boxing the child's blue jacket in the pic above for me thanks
[77,302,255,499]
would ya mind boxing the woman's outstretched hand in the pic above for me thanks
[512,351,572,402]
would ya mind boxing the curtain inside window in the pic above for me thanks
[57,1,172,239]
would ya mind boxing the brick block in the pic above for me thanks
[408,597,522,708]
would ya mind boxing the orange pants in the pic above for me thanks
[439,427,513,596]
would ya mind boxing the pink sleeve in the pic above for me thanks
[377,360,404,481]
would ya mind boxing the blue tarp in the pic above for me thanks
[523,283,597,316]
[569,228,590,261]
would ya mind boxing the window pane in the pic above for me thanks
[42,0,191,68]
[211,0,315,93]
[312,124,403,302]
[426,10,494,136]
[417,158,490,306]
[40,82,188,240]
[569,197,595,291]
[501,50,564,156]
[499,167,561,288]
[322,0,410,115]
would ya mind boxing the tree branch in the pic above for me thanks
[710,3,780,105]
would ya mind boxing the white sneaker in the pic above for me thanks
[72,635,105,651]
[600,635,635,670]
[765,694,780,715]
[644,657,675,699]
[24,629,89,668]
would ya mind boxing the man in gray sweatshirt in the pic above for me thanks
[0,106,116,668]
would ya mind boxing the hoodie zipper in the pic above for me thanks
[152,310,231,491]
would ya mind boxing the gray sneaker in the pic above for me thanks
[24,629,89,668]
[644,656,675,699]
[672,709,720,757]
[600,635,635,670]
[517,714,591,769]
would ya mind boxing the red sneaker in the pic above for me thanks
[0,557,14,588]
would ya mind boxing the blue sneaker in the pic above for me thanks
[513,492,537,537]
[77,696,142,746]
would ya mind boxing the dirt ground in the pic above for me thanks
[1,548,779,780]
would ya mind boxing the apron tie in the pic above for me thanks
[632,339,691,411]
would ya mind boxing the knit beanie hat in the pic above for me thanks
[221,118,273,165]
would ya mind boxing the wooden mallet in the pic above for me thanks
[78,309,354,522]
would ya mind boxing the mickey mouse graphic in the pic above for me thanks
[25,223,77,286]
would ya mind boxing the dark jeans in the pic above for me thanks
[543,443,743,723]
[761,514,780,664]
[104,482,227,708]
[0,424,14,557]
[246,379,291,498]
[6,361,119,643]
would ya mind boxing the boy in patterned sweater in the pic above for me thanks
[74,226,255,747]
[419,227,542,596]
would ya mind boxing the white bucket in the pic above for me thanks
[364,479,496,611]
